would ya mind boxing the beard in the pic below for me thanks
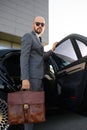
[34,27,42,34]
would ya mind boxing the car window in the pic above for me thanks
[50,65,54,73]
[44,59,56,80]
[52,54,70,70]
[76,40,87,57]
[54,39,78,66]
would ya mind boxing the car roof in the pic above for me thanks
[0,49,20,58]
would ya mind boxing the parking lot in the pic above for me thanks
[8,109,87,130]
[35,109,87,130]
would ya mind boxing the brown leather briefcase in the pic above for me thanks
[8,91,45,124]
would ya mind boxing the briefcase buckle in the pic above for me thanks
[23,103,29,109]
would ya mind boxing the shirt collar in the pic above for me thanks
[35,32,41,38]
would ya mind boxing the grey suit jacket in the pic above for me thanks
[20,31,52,80]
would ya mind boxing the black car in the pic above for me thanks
[1,33,87,129]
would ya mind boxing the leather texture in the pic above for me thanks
[8,91,45,124]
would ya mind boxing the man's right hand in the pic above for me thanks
[21,79,31,90]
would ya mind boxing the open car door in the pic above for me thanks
[51,36,87,112]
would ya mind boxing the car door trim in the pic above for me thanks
[58,62,86,75]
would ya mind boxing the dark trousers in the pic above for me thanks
[24,78,43,130]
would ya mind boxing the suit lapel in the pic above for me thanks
[31,31,42,46]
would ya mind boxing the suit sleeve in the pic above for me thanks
[43,50,53,61]
[20,33,32,80]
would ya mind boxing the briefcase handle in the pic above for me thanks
[20,87,31,91]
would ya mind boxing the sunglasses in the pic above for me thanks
[35,22,45,27]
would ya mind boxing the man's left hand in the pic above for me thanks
[51,42,58,51]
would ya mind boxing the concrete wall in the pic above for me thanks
[0,0,48,43]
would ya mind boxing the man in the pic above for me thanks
[20,16,57,130]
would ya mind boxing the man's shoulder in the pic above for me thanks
[22,31,33,40]
[23,31,35,37]
[22,32,31,37]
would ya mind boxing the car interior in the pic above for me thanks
[3,53,21,89]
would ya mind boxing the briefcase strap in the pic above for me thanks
[23,103,30,123]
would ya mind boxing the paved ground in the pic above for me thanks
[35,109,87,130]
[8,109,87,130]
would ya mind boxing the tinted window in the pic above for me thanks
[76,40,87,57]
[54,39,77,66]
[51,54,70,70]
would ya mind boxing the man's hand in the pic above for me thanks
[51,42,58,51]
[21,79,31,90]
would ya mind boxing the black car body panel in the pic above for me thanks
[52,34,87,110]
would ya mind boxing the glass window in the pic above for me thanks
[12,43,20,49]
[76,40,87,57]
[0,40,20,49]
[54,39,77,65]
[50,65,54,73]
[0,40,11,49]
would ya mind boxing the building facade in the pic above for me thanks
[0,0,48,49]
